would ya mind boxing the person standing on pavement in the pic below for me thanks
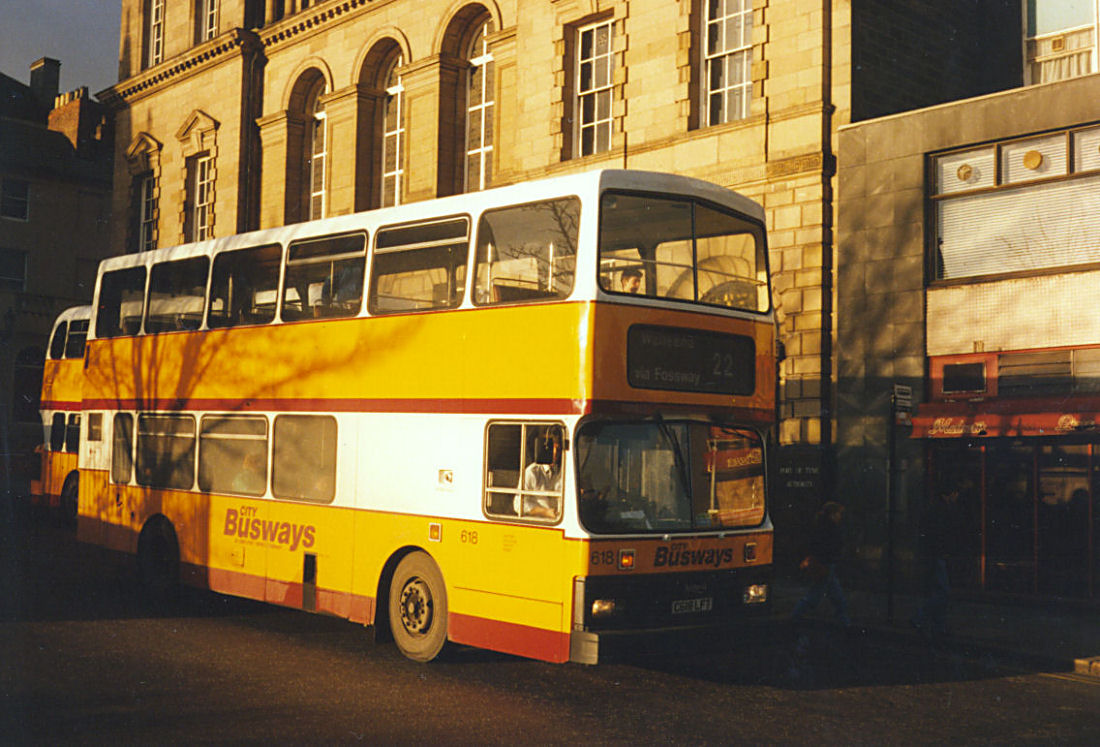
[791,501,852,628]
[912,487,959,639]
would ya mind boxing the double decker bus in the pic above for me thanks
[30,305,90,522]
[72,169,775,663]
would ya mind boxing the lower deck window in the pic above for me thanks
[112,413,134,484]
[484,422,564,521]
[272,415,336,503]
[198,415,268,496]
[136,414,196,490]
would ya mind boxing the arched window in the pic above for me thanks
[381,53,405,208]
[464,17,495,193]
[305,78,327,220]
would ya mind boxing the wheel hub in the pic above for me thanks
[400,578,432,634]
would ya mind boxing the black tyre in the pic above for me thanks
[59,472,79,527]
[137,517,180,603]
[388,551,448,662]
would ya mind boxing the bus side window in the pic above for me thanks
[96,267,147,338]
[198,415,268,496]
[136,413,196,490]
[111,413,134,485]
[64,319,89,358]
[208,244,281,328]
[282,233,366,321]
[474,198,579,305]
[65,414,81,454]
[49,412,66,451]
[272,415,336,503]
[369,218,468,315]
[146,256,209,333]
[49,321,67,359]
[484,422,564,522]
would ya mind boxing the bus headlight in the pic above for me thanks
[743,584,768,604]
[591,599,617,618]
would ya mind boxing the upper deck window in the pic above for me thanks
[49,322,68,360]
[369,219,468,314]
[473,198,579,305]
[282,233,365,321]
[64,319,88,358]
[208,244,281,328]
[96,267,147,338]
[598,192,768,313]
[146,257,209,333]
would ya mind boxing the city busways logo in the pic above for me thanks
[224,507,316,551]
[654,542,733,569]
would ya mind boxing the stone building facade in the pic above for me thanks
[101,0,1023,565]
[1,59,114,494]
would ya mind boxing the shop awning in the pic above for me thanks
[910,399,1100,438]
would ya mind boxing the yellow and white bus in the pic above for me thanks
[31,304,90,522]
[72,169,775,664]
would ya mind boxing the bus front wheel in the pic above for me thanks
[388,551,448,662]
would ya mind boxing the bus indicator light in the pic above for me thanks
[743,584,768,604]
[429,523,442,542]
[618,549,635,571]
[592,599,616,618]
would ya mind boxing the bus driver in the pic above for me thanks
[522,428,562,518]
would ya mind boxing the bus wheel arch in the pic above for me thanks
[136,514,180,602]
[384,548,449,662]
[59,470,79,527]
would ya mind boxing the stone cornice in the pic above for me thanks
[258,0,380,49]
[99,29,262,107]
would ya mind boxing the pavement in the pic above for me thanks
[772,577,1100,678]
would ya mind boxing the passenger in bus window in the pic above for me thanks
[522,428,562,518]
[232,452,266,495]
[619,267,642,294]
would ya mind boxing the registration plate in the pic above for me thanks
[671,597,713,614]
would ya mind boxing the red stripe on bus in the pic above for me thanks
[40,400,84,411]
[208,566,374,623]
[449,611,571,663]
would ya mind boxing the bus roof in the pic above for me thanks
[95,169,764,273]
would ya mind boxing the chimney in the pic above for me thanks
[30,57,61,108]
[49,87,104,154]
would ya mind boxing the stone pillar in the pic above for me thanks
[322,84,384,215]
[257,109,305,228]
[398,55,445,203]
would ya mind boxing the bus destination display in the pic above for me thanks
[627,325,755,395]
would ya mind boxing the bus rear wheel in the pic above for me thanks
[388,552,448,662]
[137,518,180,603]
[59,472,79,528]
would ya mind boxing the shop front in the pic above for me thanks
[912,404,1100,601]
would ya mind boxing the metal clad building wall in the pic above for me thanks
[927,269,1100,356]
